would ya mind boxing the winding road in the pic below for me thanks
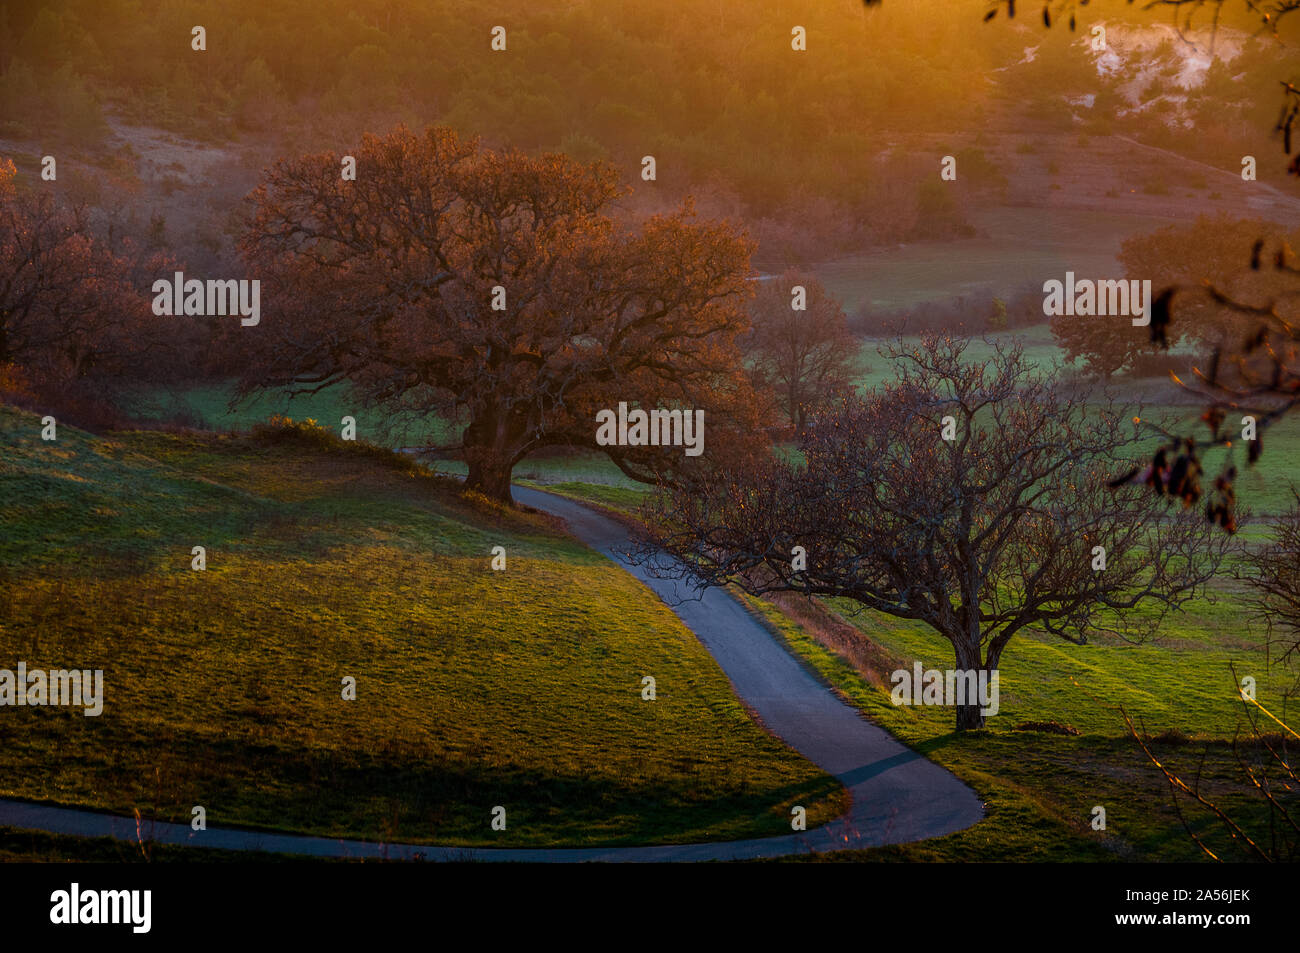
[0,487,984,861]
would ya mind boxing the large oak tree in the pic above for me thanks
[240,126,769,501]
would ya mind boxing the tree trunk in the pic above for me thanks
[462,412,523,504]
[955,697,985,731]
[465,456,514,503]
[952,632,986,732]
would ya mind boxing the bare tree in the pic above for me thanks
[1247,492,1300,665]
[875,0,1300,521]
[648,336,1232,730]
[743,272,858,435]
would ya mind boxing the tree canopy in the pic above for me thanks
[240,125,770,501]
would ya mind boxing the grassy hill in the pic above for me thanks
[0,405,844,848]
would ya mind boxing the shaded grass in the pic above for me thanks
[147,332,1300,521]
[518,480,650,516]
[128,381,453,448]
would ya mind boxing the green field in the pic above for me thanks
[822,594,1284,738]
[814,207,1174,313]
[850,327,1300,520]
[745,593,1293,863]
[11,314,1299,862]
[0,406,844,848]
[850,325,1065,390]
[128,382,455,449]
[145,322,1300,518]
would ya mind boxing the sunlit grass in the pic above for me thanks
[744,587,1291,863]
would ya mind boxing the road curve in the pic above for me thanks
[0,487,983,861]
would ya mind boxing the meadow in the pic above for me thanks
[0,406,844,848]
[748,593,1293,863]
[13,311,1299,862]
[814,207,1173,314]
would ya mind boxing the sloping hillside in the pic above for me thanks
[0,407,844,846]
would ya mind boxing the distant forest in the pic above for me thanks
[0,0,1293,260]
